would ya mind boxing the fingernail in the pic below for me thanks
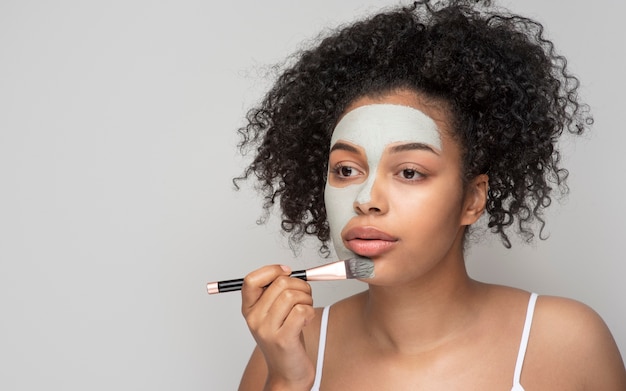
[280,264,291,273]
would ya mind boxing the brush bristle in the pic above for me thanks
[345,256,375,279]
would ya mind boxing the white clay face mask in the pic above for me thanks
[324,103,442,260]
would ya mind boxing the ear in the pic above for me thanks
[460,174,488,226]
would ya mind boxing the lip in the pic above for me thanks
[343,226,398,257]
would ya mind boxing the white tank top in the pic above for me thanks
[311,292,538,391]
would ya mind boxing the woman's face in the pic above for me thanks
[324,90,484,285]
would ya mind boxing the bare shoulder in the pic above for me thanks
[533,295,619,353]
[300,294,366,353]
[527,295,626,390]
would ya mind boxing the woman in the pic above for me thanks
[234,1,626,389]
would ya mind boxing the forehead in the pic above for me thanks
[330,103,442,150]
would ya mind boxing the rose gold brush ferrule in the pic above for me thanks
[304,260,347,281]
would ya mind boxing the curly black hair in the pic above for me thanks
[234,0,592,252]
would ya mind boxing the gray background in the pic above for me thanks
[1,0,623,389]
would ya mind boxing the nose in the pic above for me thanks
[353,172,387,215]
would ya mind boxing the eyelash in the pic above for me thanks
[331,163,362,180]
[331,163,426,182]
[396,165,426,182]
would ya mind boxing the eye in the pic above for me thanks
[398,167,425,181]
[331,163,363,179]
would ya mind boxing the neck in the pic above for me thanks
[359,244,484,355]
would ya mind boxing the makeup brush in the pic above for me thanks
[206,256,374,294]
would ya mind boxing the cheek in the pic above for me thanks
[324,184,358,235]
[394,182,464,227]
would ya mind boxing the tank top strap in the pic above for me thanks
[311,305,331,391]
[511,292,538,391]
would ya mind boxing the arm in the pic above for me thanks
[239,346,268,391]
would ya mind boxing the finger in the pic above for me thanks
[243,270,313,316]
[250,276,312,320]
[241,264,291,312]
[262,274,312,303]
[264,287,314,331]
[243,276,312,332]
[276,303,316,342]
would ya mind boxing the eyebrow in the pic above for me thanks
[330,141,360,154]
[390,142,440,155]
[330,141,441,155]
